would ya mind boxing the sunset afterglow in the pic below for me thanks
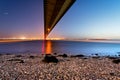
[20,36,26,40]
[0,0,120,40]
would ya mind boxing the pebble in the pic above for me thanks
[0,54,119,80]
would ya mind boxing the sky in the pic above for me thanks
[0,0,120,40]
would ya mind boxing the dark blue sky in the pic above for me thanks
[0,0,43,39]
[0,0,120,39]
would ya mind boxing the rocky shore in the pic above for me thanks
[0,53,120,80]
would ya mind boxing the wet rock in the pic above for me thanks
[15,55,22,57]
[83,57,88,59]
[107,56,117,59]
[95,54,99,56]
[6,53,11,55]
[53,53,57,55]
[7,59,24,63]
[61,54,68,58]
[19,60,24,63]
[71,54,85,57]
[92,56,100,59]
[110,72,115,76]
[42,54,59,63]
[112,59,120,64]
[29,55,35,59]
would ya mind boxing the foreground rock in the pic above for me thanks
[42,54,59,63]
[112,59,120,64]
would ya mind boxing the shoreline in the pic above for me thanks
[1,39,120,43]
[0,53,120,79]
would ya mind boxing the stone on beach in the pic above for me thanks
[107,56,117,59]
[62,54,68,57]
[42,54,59,63]
[58,54,68,58]
[112,59,120,64]
[7,58,24,63]
[15,55,22,57]
[29,55,35,59]
[71,54,85,57]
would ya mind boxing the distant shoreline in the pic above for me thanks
[1,39,120,43]
[0,39,34,43]
[0,39,120,42]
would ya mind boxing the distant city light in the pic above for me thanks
[20,36,26,40]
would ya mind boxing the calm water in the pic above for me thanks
[0,40,120,56]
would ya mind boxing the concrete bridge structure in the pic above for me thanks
[44,0,76,39]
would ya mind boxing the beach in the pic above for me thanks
[1,0,120,80]
[0,53,120,80]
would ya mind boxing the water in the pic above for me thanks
[0,40,120,56]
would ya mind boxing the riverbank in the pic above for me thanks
[0,53,120,80]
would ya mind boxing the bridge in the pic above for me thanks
[44,0,76,39]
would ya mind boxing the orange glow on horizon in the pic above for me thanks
[20,36,26,40]
[46,38,64,40]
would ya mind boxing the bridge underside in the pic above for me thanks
[44,0,75,38]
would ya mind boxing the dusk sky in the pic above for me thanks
[0,0,120,39]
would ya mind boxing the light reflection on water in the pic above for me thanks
[0,40,120,56]
[45,40,52,54]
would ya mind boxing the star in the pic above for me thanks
[3,12,8,15]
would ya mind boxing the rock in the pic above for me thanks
[15,55,22,57]
[58,54,68,58]
[110,72,115,76]
[42,54,59,63]
[29,55,35,59]
[53,53,57,55]
[19,60,24,63]
[107,56,117,59]
[6,53,11,55]
[62,54,68,58]
[83,57,88,59]
[95,54,99,56]
[112,59,120,64]
[7,59,24,63]
[71,54,85,57]
[92,56,100,59]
